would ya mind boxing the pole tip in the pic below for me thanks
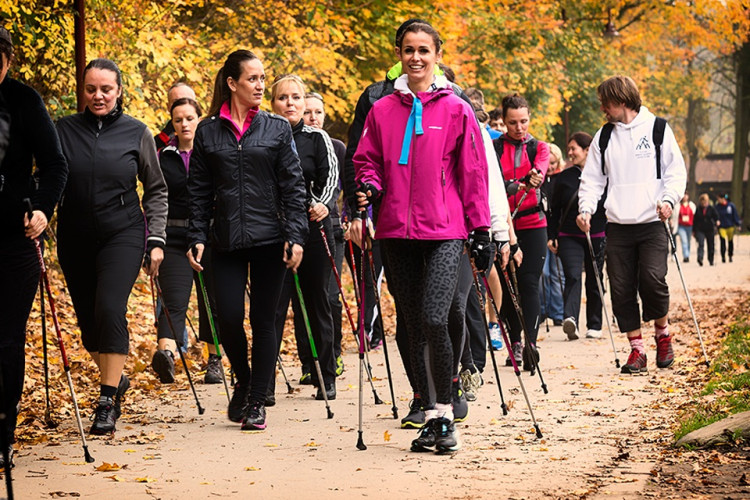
[705,360,711,368]
[84,448,95,463]
[327,409,334,419]
[534,426,543,439]
[615,359,621,368]
[542,384,549,395]
[287,385,295,394]
[501,404,508,416]
[374,395,384,405]
[356,434,367,451]
[198,406,206,415]
[392,407,399,419]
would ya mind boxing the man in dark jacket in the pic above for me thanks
[0,27,68,467]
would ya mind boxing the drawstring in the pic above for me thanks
[398,97,424,165]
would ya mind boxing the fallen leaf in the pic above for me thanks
[135,477,157,483]
[304,441,320,447]
[123,449,136,453]
[105,475,124,482]
[95,462,121,472]
[383,430,391,442]
[245,466,260,471]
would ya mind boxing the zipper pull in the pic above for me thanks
[442,168,445,186]
[238,144,242,151]
[120,194,124,206]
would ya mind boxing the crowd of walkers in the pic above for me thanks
[2,16,739,466]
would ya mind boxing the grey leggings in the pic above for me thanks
[381,239,463,407]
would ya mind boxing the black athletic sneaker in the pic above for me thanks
[401,398,425,429]
[506,342,523,367]
[315,383,336,401]
[90,398,117,435]
[0,445,14,469]
[265,393,276,407]
[410,419,437,452]
[522,343,540,372]
[452,380,469,423]
[228,382,250,423]
[114,374,130,419]
[152,349,175,383]
[205,354,223,384]
[241,402,267,431]
[434,416,460,453]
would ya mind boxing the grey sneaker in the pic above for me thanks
[563,317,579,340]
[459,369,480,402]
[506,342,523,367]
[205,354,223,384]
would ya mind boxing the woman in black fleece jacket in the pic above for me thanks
[547,132,606,340]
[0,28,68,463]
[56,58,167,435]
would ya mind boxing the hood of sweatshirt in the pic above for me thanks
[614,105,654,131]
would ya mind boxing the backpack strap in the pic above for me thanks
[599,123,615,176]
[653,117,666,180]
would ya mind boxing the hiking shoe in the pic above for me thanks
[522,343,540,372]
[0,445,13,469]
[335,355,345,376]
[228,382,250,423]
[265,393,276,407]
[506,342,523,367]
[655,335,675,369]
[315,383,337,401]
[434,416,460,453]
[553,319,563,327]
[152,349,175,383]
[241,402,267,431]
[401,398,425,429]
[411,419,437,452]
[460,368,481,402]
[90,398,117,435]
[114,374,130,419]
[563,317,579,340]
[488,322,503,350]
[586,329,602,339]
[452,380,469,422]
[369,337,383,350]
[205,354,223,384]
[621,349,648,374]
[299,371,313,385]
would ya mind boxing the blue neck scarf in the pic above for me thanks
[398,96,424,165]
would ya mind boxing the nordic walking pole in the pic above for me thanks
[26,200,94,463]
[504,262,549,394]
[287,246,334,419]
[40,276,57,428]
[357,211,368,450]
[510,190,529,220]
[481,272,543,438]
[277,355,294,394]
[193,251,232,402]
[471,268,508,415]
[151,275,205,414]
[363,230,398,419]
[346,233,376,379]
[662,220,710,367]
[318,222,383,404]
[585,232,621,368]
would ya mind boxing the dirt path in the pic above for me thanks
[12,235,750,499]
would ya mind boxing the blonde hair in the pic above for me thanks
[548,143,565,172]
[270,74,306,102]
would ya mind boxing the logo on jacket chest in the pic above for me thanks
[634,135,653,160]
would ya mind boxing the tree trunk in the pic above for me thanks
[685,97,701,201]
[733,40,750,225]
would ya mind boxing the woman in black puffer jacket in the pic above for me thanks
[187,50,307,432]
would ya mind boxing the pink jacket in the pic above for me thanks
[354,86,490,240]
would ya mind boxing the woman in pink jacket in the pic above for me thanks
[493,93,549,371]
[354,22,492,454]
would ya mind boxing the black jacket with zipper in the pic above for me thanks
[56,106,167,248]
[159,144,191,245]
[187,109,308,252]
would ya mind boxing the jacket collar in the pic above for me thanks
[83,103,123,128]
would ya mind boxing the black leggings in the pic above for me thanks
[211,243,286,404]
[450,253,474,376]
[381,239,463,407]
[274,219,336,386]
[58,222,145,354]
[157,243,218,345]
[0,236,41,444]
[499,227,546,345]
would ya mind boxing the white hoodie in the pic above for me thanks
[578,106,687,225]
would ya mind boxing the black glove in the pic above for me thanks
[358,182,381,207]
[510,243,520,257]
[469,229,496,274]
[495,240,510,255]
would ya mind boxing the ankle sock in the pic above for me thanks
[655,322,669,339]
[424,408,438,421]
[628,335,645,354]
[100,384,117,398]
[435,402,453,421]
